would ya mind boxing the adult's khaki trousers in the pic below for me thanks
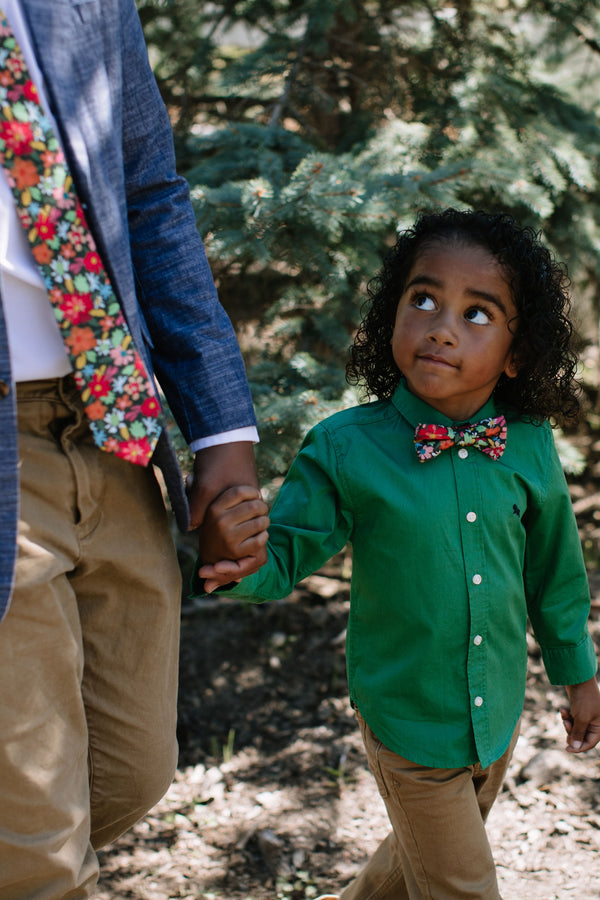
[0,378,182,899]
[340,711,519,900]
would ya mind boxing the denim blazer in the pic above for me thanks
[0,0,257,620]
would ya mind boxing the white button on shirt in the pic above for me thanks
[466,511,477,523]
[474,696,484,707]
[458,448,469,459]
[472,574,482,585]
[473,635,483,646]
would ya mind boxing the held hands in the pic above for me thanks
[196,485,270,593]
[187,442,268,588]
[560,677,600,753]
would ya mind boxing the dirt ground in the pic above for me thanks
[96,435,600,900]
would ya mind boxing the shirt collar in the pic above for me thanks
[390,378,499,429]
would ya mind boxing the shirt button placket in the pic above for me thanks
[453,449,487,756]
[470,567,485,712]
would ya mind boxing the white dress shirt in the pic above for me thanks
[0,0,72,381]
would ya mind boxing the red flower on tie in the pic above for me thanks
[23,79,38,102]
[140,396,160,417]
[73,198,87,226]
[0,118,33,155]
[418,424,448,440]
[116,438,153,465]
[89,373,112,399]
[33,211,57,242]
[61,292,94,324]
[82,250,103,273]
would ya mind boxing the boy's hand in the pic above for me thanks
[198,558,258,594]
[560,676,600,753]
[196,485,269,592]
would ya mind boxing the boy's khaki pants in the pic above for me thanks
[0,378,182,899]
[341,711,519,900]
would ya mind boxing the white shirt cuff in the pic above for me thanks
[189,426,259,453]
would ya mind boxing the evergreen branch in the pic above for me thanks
[268,30,310,128]
[534,0,600,57]
[572,22,600,57]
[172,93,274,107]
[197,162,473,230]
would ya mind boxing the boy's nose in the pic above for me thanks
[426,316,458,345]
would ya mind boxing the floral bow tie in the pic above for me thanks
[414,415,507,462]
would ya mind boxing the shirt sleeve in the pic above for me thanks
[189,426,259,452]
[523,425,597,686]
[204,421,354,601]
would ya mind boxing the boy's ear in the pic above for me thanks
[504,348,520,379]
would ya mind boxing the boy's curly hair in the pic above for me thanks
[346,208,581,425]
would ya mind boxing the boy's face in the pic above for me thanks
[391,240,519,421]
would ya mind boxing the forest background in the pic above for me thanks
[96,3,600,898]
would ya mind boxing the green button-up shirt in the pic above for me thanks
[212,381,597,768]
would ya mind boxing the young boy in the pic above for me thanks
[194,210,600,899]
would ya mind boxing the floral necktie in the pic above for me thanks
[0,11,162,466]
[414,416,507,462]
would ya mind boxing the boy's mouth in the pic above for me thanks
[417,353,457,368]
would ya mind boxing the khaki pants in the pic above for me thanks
[0,378,182,899]
[341,711,519,900]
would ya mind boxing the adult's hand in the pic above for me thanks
[195,485,270,592]
[187,441,268,578]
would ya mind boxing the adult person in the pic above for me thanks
[0,0,266,895]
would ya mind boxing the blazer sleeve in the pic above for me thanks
[117,0,256,442]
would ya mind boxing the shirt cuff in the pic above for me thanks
[541,632,598,686]
[189,426,259,453]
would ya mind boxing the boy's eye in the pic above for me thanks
[465,306,491,325]
[413,294,436,310]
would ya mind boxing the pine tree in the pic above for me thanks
[138,0,600,486]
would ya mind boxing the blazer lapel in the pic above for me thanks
[18,0,107,208]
